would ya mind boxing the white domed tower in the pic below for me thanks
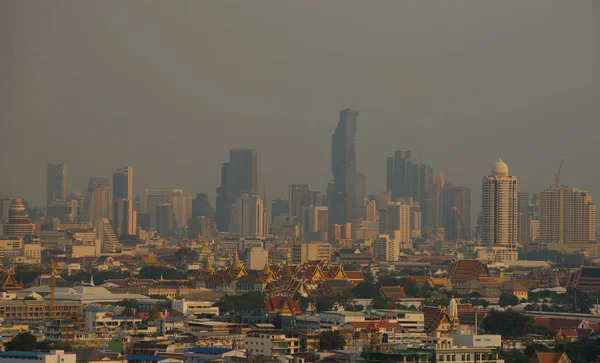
[482,158,519,261]
[447,297,459,332]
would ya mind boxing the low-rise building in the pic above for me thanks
[0,351,76,363]
[172,299,219,316]
[244,330,301,358]
[0,300,82,320]
[319,311,365,330]
[183,347,245,363]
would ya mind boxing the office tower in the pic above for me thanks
[289,184,311,218]
[216,149,258,232]
[518,191,530,215]
[1,198,35,237]
[84,178,112,222]
[309,191,323,207]
[371,192,392,212]
[145,188,173,230]
[192,193,215,219]
[418,164,434,231]
[481,158,519,261]
[302,206,328,234]
[328,224,342,242]
[188,216,216,238]
[355,172,366,219]
[46,164,67,206]
[378,202,410,243]
[231,194,266,238]
[440,183,471,240]
[538,187,596,244]
[271,199,289,223]
[386,150,411,199]
[330,109,358,224]
[292,242,332,264]
[170,190,192,230]
[374,235,400,262]
[113,199,136,236]
[95,218,119,253]
[157,203,175,236]
[432,172,445,231]
[112,166,134,235]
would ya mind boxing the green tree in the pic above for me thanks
[351,282,379,299]
[499,293,519,307]
[315,296,334,312]
[5,332,38,351]
[524,344,548,357]
[215,291,265,315]
[118,299,139,310]
[499,350,528,363]
[319,331,346,351]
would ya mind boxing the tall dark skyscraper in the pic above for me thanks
[216,149,258,232]
[330,109,358,224]
[113,166,132,201]
[440,182,471,239]
[289,184,311,218]
[46,164,67,206]
[386,150,411,200]
[192,193,215,219]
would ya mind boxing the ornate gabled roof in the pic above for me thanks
[227,250,247,279]
[203,256,215,276]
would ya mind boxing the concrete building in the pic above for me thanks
[379,202,411,244]
[46,164,67,206]
[46,200,78,223]
[270,198,289,223]
[373,234,400,262]
[481,158,519,261]
[0,300,82,320]
[156,203,175,236]
[355,172,366,219]
[172,299,219,315]
[330,109,358,224]
[440,183,471,240]
[244,330,301,358]
[230,194,266,238]
[191,193,214,219]
[170,190,192,230]
[1,199,34,237]
[95,218,119,253]
[85,179,113,223]
[292,241,332,264]
[113,199,136,237]
[538,187,596,244]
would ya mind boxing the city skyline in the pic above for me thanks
[2,2,598,217]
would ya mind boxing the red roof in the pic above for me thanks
[264,297,302,316]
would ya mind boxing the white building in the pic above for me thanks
[481,158,518,261]
[95,218,120,253]
[320,311,365,330]
[0,351,75,363]
[172,299,220,315]
[231,194,266,238]
[85,306,142,333]
[244,331,301,358]
[246,247,268,271]
[373,234,400,262]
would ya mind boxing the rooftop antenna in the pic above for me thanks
[554,158,564,189]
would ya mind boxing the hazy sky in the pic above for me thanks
[1,1,599,217]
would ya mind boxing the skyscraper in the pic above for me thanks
[230,194,266,238]
[192,193,215,219]
[518,191,530,215]
[216,149,258,232]
[432,172,445,231]
[112,166,134,235]
[113,198,136,237]
[156,203,175,236]
[289,184,311,218]
[378,202,411,243]
[170,190,192,230]
[538,187,596,244]
[481,158,518,261]
[330,108,358,224]
[271,198,289,223]
[302,205,328,235]
[145,188,174,230]
[440,183,471,240]
[386,150,411,199]
[46,164,67,206]
[84,178,112,222]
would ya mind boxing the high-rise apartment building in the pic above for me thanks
[373,234,400,262]
[378,202,410,243]
[231,194,266,238]
[112,166,134,235]
[518,191,530,215]
[440,183,471,240]
[292,242,332,265]
[481,158,518,261]
[330,109,358,224]
[216,149,258,232]
[46,164,67,206]
[1,198,35,237]
[538,187,596,244]
[289,184,311,218]
[170,190,192,230]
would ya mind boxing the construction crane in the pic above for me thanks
[555,158,564,189]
